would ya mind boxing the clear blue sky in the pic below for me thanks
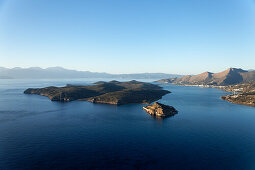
[0,0,254,74]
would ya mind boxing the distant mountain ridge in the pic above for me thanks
[0,67,182,79]
[157,68,255,86]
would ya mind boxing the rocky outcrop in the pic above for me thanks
[24,80,170,105]
[143,102,178,118]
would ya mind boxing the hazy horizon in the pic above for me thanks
[0,65,254,75]
[1,0,255,74]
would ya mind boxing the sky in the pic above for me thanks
[0,0,254,74]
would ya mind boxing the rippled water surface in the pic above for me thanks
[0,79,255,169]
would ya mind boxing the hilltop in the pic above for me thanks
[156,68,255,86]
[24,80,170,105]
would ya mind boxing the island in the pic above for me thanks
[143,102,178,118]
[24,80,170,105]
[221,82,255,107]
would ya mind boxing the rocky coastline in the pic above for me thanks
[143,102,178,118]
[24,80,170,105]
[156,81,255,107]
[221,82,255,106]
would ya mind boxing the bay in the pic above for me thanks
[0,79,255,169]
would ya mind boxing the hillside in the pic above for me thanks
[156,68,255,86]
[24,80,170,105]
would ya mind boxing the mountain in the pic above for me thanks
[156,68,255,86]
[241,71,255,83]
[113,73,181,79]
[0,67,181,79]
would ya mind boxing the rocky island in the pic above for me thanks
[221,82,255,107]
[24,80,170,105]
[143,102,178,118]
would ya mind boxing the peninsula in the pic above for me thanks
[24,80,170,105]
[221,82,255,107]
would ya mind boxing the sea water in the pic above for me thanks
[0,79,255,169]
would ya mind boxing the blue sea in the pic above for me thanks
[0,79,255,169]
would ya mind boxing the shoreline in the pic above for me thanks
[160,82,255,107]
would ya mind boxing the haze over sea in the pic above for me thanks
[0,79,255,169]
